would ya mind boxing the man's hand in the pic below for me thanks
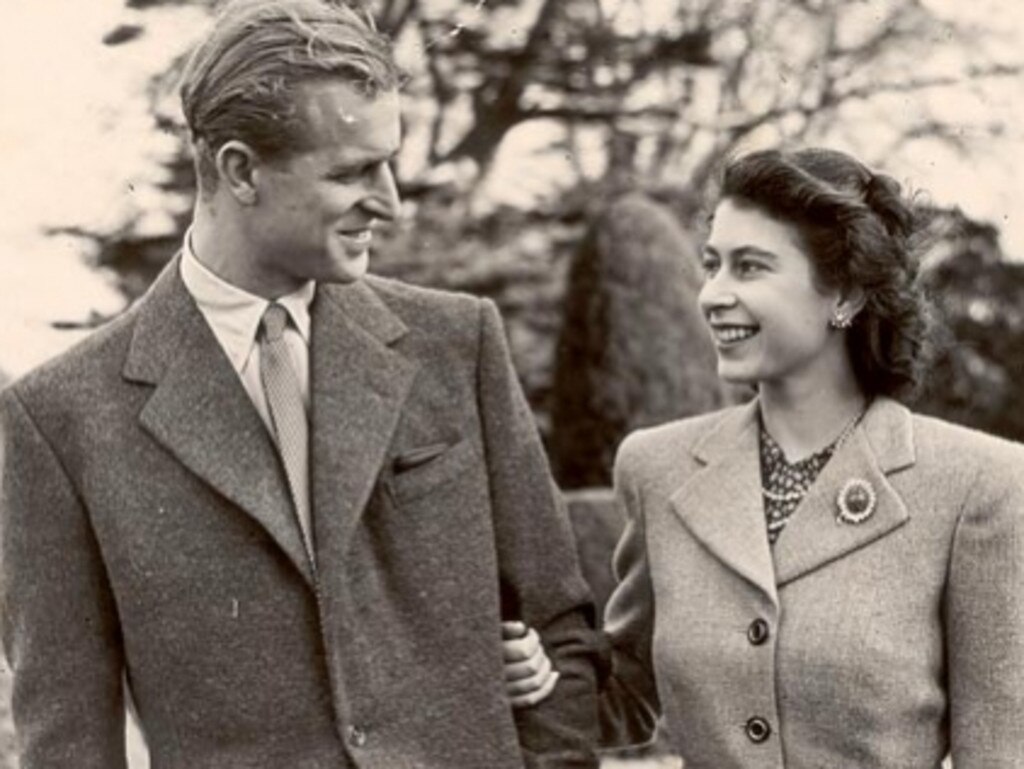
[502,621,559,709]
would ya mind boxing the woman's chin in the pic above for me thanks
[716,363,759,387]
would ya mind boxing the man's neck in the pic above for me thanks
[190,208,306,300]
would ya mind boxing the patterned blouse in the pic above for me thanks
[759,424,839,544]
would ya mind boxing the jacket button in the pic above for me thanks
[347,725,367,748]
[747,618,770,645]
[745,716,772,743]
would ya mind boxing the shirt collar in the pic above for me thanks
[179,231,316,373]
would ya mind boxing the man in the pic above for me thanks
[0,1,599,766]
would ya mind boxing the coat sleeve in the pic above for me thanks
[0,387,127,769]
[475,299,601,769]
[596,433,660,748]
[945,444,1024,768]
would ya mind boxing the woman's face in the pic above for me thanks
[698,198,845,389]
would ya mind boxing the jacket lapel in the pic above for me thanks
[772,397,915,587]
[308,280,419,562]
[124,258,315,586]
[669,401,779,607]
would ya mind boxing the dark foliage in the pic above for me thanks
[913,211,1024,441]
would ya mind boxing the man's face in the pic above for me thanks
[244,81,402,297]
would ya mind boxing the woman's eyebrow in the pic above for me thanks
[733,246,778,261]
[702,244,778,261]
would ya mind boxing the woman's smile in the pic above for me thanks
[709,322,760,347]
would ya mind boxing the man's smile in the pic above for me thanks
[336,227,372,243]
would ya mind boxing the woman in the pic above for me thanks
[504,148,1024,767]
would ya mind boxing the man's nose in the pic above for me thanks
[363,162,401,222]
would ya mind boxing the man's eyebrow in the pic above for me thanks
[326,150,400,174]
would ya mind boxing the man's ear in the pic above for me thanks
[836,285,867,323]
[215,140,259,205]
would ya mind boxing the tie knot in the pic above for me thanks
[261,303,289,342]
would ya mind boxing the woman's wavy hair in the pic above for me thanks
[718,147,934,401]
[180,0,400,195]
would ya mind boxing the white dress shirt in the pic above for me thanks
[179,233,315,433]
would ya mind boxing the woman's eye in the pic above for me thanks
[700,258,719,275]
[738,260,765,276]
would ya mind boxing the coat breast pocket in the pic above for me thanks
[386,438,476,503]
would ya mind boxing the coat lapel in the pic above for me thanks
[124,258,315,586]
[669,401,779,607]
[308,280,419,562]
[772,397,915,587]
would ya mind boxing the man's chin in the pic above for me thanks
[323,250,370,284]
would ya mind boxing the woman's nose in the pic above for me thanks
[697,270,738,314]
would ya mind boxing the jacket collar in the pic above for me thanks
[670,397,915,603]
[689,396,914,472]
[305,278,418,583]
[122,258,410,385]
[670,399,778,605]
[123,257,418,588]
[771,397,913,587]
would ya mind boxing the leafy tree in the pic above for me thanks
[92,0,1019,256]
[69,0,1022,440]
[374,0,1019,192]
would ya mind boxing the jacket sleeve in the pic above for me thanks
[945,445,1024,768]
[0,387,127,769]
[596,433,660,748]
[475,299,600,769]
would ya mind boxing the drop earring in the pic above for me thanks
[829,311,853,330]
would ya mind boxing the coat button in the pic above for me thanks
[747,618,770,645]
[745,716,772,743]
[347,725,367,748]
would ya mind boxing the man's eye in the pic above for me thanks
[738,260,765,276]
[328,166,370,183]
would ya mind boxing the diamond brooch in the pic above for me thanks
[836,478,876,525]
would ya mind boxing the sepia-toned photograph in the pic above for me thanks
[2,1,1022,767]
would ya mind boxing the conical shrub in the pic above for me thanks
[550,192,722,488]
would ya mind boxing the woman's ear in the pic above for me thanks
[215,140,259,205]
[836,285,867,324]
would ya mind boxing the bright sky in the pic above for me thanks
[0,0,208,376]
[1,0,1022,378]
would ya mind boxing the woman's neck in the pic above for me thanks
[758,375,867,462]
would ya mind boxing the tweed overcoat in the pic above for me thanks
[0,258,599,769]
[598,397,1024,768]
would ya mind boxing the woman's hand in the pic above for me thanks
[501,621,559,709]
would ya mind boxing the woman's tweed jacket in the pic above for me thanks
[599,397,1024,769]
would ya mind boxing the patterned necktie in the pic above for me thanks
[259,303,314,565]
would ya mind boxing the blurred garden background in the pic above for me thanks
[1,0,1023,766]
